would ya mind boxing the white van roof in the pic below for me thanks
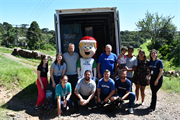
[55,7,117,14]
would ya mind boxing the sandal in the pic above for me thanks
[42,105,49,110]
[34,106,39,111]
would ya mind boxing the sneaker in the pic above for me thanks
[119,101,124,108]
[34,106,39,111]
[129,108,134,114]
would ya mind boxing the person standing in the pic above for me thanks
[112,69,136,114]
[34,56,48,111]
[148,49,163,112]
[55,75,72,117]
[97,44,118,79]
[50,53,66,108]
[133,50,149,105]
[63,43,79,94]
[124,46,137,90]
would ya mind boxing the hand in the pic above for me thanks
[154,80,158,86]
[97,97,101,103]
[82,100,89,106]
[80,99,85,106]
[98,73,102,79]
[124,66,128,70]
[52,82,56,89]
[77,76,82,80]
[41,84,44,90]
[58,109,63,117]
[63,99,67,107]
[104,98,109,103]
[93,77,97,82]
[112,74,116,79]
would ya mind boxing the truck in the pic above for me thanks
[54,7,121,59]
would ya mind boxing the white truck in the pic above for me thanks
[54,7,121,59]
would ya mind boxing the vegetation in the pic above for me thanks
[0,55,37,98]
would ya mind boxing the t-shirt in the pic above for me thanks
[63,52,79,75]
[37,64,48,77]
[75,78,96,96]
[98,53,117,75]
[55,82,71,99]
[50,62,66,76]
[115,78,131,96]
[77,58,97,78]
[118,54,127,64]
[97,78,115,95]
[126,56,137,78]
[149,59,163,76]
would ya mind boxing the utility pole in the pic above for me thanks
[16,25,18,47]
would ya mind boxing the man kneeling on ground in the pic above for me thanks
[72,70,96,112]
[95,69,115,106]
[112,69,136,114]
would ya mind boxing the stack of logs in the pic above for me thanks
[12,48,55,61]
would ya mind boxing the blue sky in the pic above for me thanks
[0,0,179,31]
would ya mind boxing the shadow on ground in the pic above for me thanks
[1,83,149,119]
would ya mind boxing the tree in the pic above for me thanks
[3,22,13,31]
[1,28,16,46]
[26,21,41,50]
[136,11,177,50]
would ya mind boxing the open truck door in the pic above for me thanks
[54,7,121,59]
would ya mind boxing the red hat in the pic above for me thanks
[79,36,97,48]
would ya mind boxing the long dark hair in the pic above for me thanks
[40,55,48,66]
[137,49,147,60]
[54,53,64,65]
[149,49,157,61]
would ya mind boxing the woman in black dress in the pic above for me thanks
[133,50,149,105]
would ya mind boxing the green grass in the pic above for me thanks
[37,49,56,56]
[162,60,180,72]
[162,76,180,94]
[0,47,13,53]
[0,55,37,91]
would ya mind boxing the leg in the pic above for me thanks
[140,85,146,104]
[135,84,140,102]
[41,77,48,105]
[36,78,45,106]
[68,74,78,96]
[126,92,136,108]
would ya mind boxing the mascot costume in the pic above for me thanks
[77,36,97,81]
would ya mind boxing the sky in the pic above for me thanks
[0,0,179,31]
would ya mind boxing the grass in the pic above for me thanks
[0,47,13,53]
[162,76,180,94]
[37,49,56,56]
[0,55,37,95]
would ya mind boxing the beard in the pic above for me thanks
[85,78,90,81]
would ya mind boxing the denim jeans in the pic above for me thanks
[50,75,61,106]
[118,92,136,108]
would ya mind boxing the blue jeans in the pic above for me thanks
[59,99,72,111]
[50,75,61,106]
[119,92,136,108]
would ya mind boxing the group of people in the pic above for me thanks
[34,43,163,117]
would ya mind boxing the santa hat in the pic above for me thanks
[79,36,97,48]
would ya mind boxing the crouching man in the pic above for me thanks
[95,69,115,106]
[72,70,96,112]
[112,69,136,114]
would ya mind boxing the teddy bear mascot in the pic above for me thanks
[77,36,97,81]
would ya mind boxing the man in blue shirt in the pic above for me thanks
[96,69,115,105]
[113,69,136,114]
[97,44,118,79]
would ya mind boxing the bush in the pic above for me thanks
[42,44,55,51]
